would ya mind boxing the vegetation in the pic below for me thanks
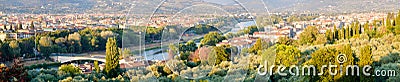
[2,10,400,82]
[0,28,123,62]
[0,59,26,82]
[58,64,81,75]
[104,37,121,78]
[244,26,259,35]
[200,32,226,47]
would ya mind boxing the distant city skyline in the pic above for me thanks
[0,0,399,14]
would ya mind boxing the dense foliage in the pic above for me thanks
[105,37,121,77]
[3,10,400,82]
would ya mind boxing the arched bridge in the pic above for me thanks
[51,56,125,64]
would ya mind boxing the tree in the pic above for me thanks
[345,27,351,39]
[200,32,225,46]
[314,34,327,45]
[179,51,191,60]
[275,45,301,66]
[336,44,356,81]
[8,41,20,58]
[100,31,116,39]
[259,46,276,69]
[244,26,259,35]
[250,38,263,54]
[339,28,345,39]
[81,35,91,52]
[308,47,338,81]
[0,59,26,82]
[2,25,5,30]
[55,38,66,46]
[68,32,82,53]
[333,25,338,40]
[356,22,361,35]
[277,36,293,45]
[122,48,131,59]
[396,10,400,27]
[325,29,333,43]
[17,23,23,30]
[351,22,359,36]
[19,38,35,57]
[94,60,100,73]
[358,45,373,82]
[38,37,53,58]
[30,21,34,30]
[358,45,372,66]
[145,27,162,42]
[299,26,319,45]
[192,24,218,34]
[185,40,197,52]
[386,13,395,33]
[211,45,230,65]
[90,36,100,51]
[105,37,121,77]
[168,44,178,60]
[395,25,400,35]
[364,22,370,32]
[59,64,81,75]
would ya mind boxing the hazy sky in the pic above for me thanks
[203,0,236,5]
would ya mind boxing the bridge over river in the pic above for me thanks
[51,56,124,64]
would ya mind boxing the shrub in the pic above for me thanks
[58,64,81,75]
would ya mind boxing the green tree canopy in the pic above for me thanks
[8,41,20,57]
[211,45,231,65]
[185,40,197,52]
[200,32,226,47]
[38,37,53,58]
[314,34,327,45]
[94,60,100,73]
[249,38,263,54]
[275,45,301,66]
[59,64,81,75]
[244,26,259,35]
[105,37,121,77]
[277,36,294,46]
[299,26,319,45]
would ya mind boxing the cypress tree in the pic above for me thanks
[325,29,333,43]
[30,21,34,30]
[94,60,100,73]
[364,22,369,32]
[339,28,344,39]
[352,23,356,36]
[333,25,338,40]
[105,37,120,77]
[386,13,394,33]
[396,10,400,26]
[343,26,347,39]
[9,24,12,30]
[358,45,373,82]
[18,23,22,30]
[347,26,351,39]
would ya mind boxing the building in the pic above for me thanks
[253,32,290,42]
[0,33,17,41]
[217,36,257,55]
[17,29,35,39]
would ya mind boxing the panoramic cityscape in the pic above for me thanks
[0,0,399,82]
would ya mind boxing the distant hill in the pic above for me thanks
[0,0,399,14]
[263,0,400,13]
[0,0,96,14]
